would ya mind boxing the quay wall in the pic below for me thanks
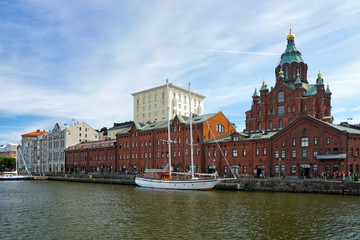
[216,178,360,195]
[33,175,360,195]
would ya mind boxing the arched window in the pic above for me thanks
[278,91,284,102]
[216,124,225,133]
[293,65,296,79]
[285,66,288,79]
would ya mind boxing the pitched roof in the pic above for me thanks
[21,130,47,137]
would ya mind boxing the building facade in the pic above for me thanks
[132,82,205,123]
[245,29,332,133]
[116,112,236,174]
[20,130,47,174]
[47,122,99,172]
[65,139,116,173]
[0,143,18,159]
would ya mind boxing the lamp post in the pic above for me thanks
[279,158,281,179]
[2,164,4,172]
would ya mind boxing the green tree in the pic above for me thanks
[0,157,16,171]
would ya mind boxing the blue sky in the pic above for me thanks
[1,0,360,144]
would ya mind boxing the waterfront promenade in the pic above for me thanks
[30,173,360,195]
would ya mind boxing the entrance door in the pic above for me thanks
[300,164,311,177]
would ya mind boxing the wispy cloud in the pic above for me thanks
[0,0,360,143]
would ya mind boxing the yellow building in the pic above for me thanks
[132,82,205,123]
[0,143,17,158]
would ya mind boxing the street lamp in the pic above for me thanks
[279,158,281,179]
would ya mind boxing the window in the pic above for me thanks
[314,137,318,145]
[325,148,331,155]
[243,166,246,173]
[281,150,285,158]
[292,106,295,112]
[263,148,267,156]
[258,122,261,130]
[350,148,353,157]
[275,165,279,174]
[281,165,285,174]
[155,94,157,101]
[278,91,284,102]
[292,138,296,146]
[326,137,330,145]
[178,126,181,132]
[256,148,259,156]
[213,151,216,157]
[292,150,296,158]
[278,105,284,115]
[291,165,297,174]
[313,164,318,176]
[304,104,307,112]
[233,149,238,157]
[269,121,273,130]
[302,149,307,158]
[216,124,225,133]
[313,149,318,158]
[185,149,188,156]
[143,97,145,104]
[148,96,151,103]
[275,150,279,159]
[279,119,283,129]
[281,141,285,147]
[243,149,246,157]
[301,137,309,147]
[224,150,227,157]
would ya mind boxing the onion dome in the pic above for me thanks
[294,71,301,84]
[325,83,331,94]
[252,88,259,97]
[316,70,323,85]
[260,81,268,91]
[279,29,304,65]
[279,67,284,78]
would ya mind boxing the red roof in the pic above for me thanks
[21,129,47,137]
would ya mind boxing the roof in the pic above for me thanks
[322,121,360,135]
[116,113,219,135]
[21,130,47,137]
[66,139,116,151]
[279,37,304,65]
[131,83,206,99]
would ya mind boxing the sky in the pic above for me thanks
[1,0,360,144]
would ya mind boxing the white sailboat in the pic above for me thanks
[0,145,30,181]
[135,80,221,190]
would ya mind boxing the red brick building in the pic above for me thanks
[65,139,116,173]
[64,30,360,178]
[116,112,236,174]
[245,29,332,133]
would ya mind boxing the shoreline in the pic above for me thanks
[27,175,360,195]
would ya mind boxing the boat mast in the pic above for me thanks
[189,82,195,179]
[166,79,172,178]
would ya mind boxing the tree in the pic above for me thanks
[0,157,16,171]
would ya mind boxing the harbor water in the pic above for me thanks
[1,181,360,239]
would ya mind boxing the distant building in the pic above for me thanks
[65,139,116,173]
[131,83,205,123]
[47,122,99,172]
[0,143,18,158]
[21,130,47,174]
[107,121,133,140]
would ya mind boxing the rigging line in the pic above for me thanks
[204,119,237,180]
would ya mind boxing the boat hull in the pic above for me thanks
[0,174,30,181]
[135,177,221,191]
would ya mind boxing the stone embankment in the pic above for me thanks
[32,174,360,195]
[216,178,360,195]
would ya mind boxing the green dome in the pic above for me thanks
[279,38,304,65]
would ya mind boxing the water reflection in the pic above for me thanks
[1,182,359,239]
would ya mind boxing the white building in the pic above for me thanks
[132,82,205,123]
[20,130,47,174]
[47,122,99,172]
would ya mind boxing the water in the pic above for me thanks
[1,181,359,240]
